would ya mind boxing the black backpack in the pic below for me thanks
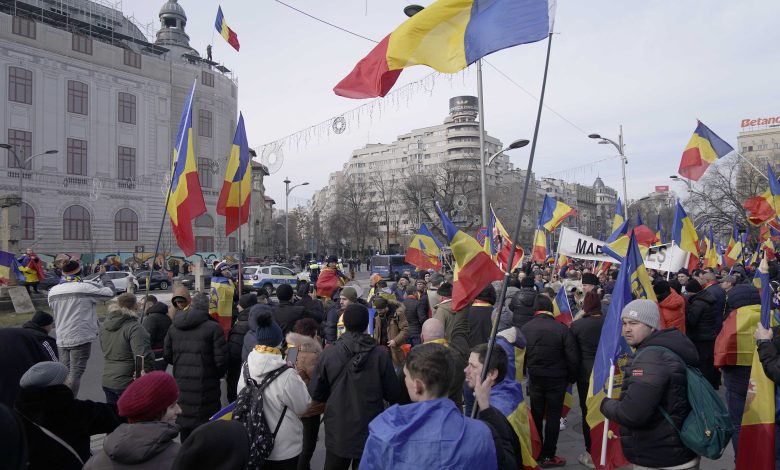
[232,363,290,469]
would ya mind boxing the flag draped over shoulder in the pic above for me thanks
[490,379,541,470]
[736,257,776,468]
[0,251,25,285]
[405,223,443,271]
[334,0,555,98]
[715,305,762,367]
[551,287,572,326]
[435,203,502,311]
[217,113,251,236]
[214,6,240,51]
[672,201,699,255]
[678,120,734,181]
[167,81,206,257]
[538,194,576,232]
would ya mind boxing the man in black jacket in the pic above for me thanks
[601,299,700,469]
[226,293,257,402]
[273,283,313,337]
[509,277,538,329]
[309,303,402,470]
[520,295,578,467]
[142,301,172,371]
[685,279,720,389]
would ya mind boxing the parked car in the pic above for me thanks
[180,273,212,290]
[134,271,171,291]
[242,265,309,295]
[85,271,138,293]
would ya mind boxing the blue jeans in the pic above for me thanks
[58,342,92,398]
[721,365,751,458]
[103,387,124,405]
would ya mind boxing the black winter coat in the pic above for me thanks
[601,328,699,468]
[705,284,727,334]
[509,288,537,329]
[757,327,780,384]
[228,308,250,365]
[0,326,58,407]
[520,313,578,382]
[685,288,718,341]
[402,296,424,338]
[163,306,227,430]
[21,321,58,360]
[569,314,604,383]
[141,302,171,352]
[295,295,325,324]
[273,301,309,337]
[467,303,494,348]
[309,332,402,459]
[324,303,341,344]
[15,385,121,470]
[726,283,761,311]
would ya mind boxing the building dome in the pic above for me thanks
[159,0,186,19]
[155,0,197,55]
[593,176,605,190]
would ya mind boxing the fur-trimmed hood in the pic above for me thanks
[285,332,322,354]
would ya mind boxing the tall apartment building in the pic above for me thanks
[0,0,270,261]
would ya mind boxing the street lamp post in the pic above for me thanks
[669,175,693,191]
[483,139,530,224]
[283,177,308,260]
[0,144,59,201]
[588,127,628,219]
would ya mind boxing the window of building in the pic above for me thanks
[118,92,136,124]
[228,237,237,252]
[198,109,213,137]
[7,129,32,169]
[115,208,138,241]
[72,34,92,54]
[124,49,141,69]
[63,205,90,240]
[67,80,88,115]
[202,71,214,87]
[8,67,32,104]
[195,213,214,228]
[195,236,214,252]
[67,138,87,176]
[118,146,136,180]
[198,158,213,188]
[12,16,35,39]
[21,203,34,240]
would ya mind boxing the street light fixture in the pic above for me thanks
[486,139,530,167]
[669,175,692,190]
[283,177,309,260]
[403,4,424,17]
[588,127,628,219]
[0,144,59,201]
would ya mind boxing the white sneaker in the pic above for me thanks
[578,452,595,469]
[559,417,567,430]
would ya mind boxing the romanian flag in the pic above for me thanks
[217,113,251,236]
[538,194,576,232]
[703,227,720,269]
[736,257,776,469]
[0,251,24,285]
[743,164,780,226]
[209,277,235,338]
[214,6,240,51]
[405,223,443,271]
[655,214,665,244]
[762,238,776,259]
[492,379,541,470]
[556,254,568,269]
[561,384,574,419]
[678,120,734,181]
[714,304,761,367]
[167,81,206,257]
[334,0,555,99]
[552,287,572,326]
[210,402,235,421]
[489,206,525,271]
[602,219,629,261]
[587,235,649,469]
[671,201,699,255]
[727,232,746,264]
[436,203,503,311]
[531,226,549,263]
[612,198,625,234]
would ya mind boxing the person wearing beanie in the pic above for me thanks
[255,309,285,348]
[309,302,402,468]
[172,420,249,470]
[141,300,173,371]
[273,283,315,341]
[325,286,365,344]
[85,371,182,469]
[367,273,383,304]
[15,361,121,470]
[569,291,604,467]
[581,273,600,293]
[654,280,686,334]
[209,261,236,340]
[295,280,326,327]
[236,344,310,468]
[601,299,700,469]
[164,293,227,441]
[241,303,277,362]
[47,261,116,398]
[99,293,155,404]
[684,278,721,389]
[509,274,540,330]
[226,292,258,402]
[371,296,409,369]
[519,293,578,467]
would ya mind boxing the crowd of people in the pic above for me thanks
[3,251,780,470]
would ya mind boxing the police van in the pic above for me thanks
[242,265,309,295]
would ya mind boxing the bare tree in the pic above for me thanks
[371,171,401,250]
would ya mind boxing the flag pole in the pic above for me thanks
[141,165,176,323]
[477,59,489,230]
[237,177,243,296]
[471,31,555,419]
[735,151,769,180]
[600,358,616,466]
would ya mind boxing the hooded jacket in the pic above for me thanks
[48,277,115,348]
[273,300,309,337]
[685,288,718,341]
[228,307,251,365]
[309,331,402,459]
[508,287,538,330]
[99,304,155,390]
[359,398,497,469]
[164,301,227,430]
[141,302,171,353]
[725,282,761,312]
[241,303,276,362]
[84,422,180,469]
[15,384,121,470]
[0,325,58,407]
[237,348,311,461]
[657,289,686,333]
[286,332,325,417]
[600,328,699,468]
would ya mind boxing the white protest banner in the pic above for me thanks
[558,227,619,262]
[644,243,690,273]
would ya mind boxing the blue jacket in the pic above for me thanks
[360,397,497,469]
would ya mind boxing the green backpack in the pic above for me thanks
[636,345,734,459]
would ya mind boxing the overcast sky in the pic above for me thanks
[124,0,780,208]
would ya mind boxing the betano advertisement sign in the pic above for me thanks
[741,116,780,129]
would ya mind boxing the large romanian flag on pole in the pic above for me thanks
[612,198,625,234]
[736,257,776,469]
[743,164,780,226]
[538,194,576,232]
[551,287,572,326]
[405,223,443,271]
[334,0,556,98]
[217,113,251,236]
[491,205,525,271]
[214,6,240,51]
[531,226,548,263]
[672,200,699,255]
[436,202,503,311]
[167,81,206,257]
[678,120,734,181]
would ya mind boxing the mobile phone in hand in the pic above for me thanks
[134,355,144,379]
[285,347,299,367]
